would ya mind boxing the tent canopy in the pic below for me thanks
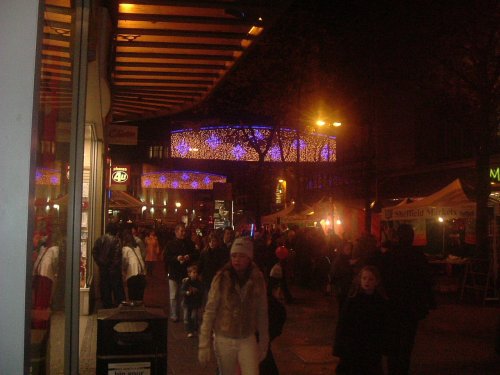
[261,203,308,225]
[108,190,143,212]
[382,179,476,221]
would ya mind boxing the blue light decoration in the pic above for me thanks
[35,168,61,185]
[321,145,332,161]
[232,144,246,160]
[268,145,281,161]
[176,140,189,157]
[170,125,336,162]
[141,171,227,190]
[207,134,221,149]
[253,129,265,141]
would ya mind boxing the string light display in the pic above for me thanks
[141,170,227,190]
[171,126,336,162]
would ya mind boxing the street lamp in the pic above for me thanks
[438,216,445,256]
[315,119,342,128]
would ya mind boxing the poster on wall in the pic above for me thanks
[214,200,232,229]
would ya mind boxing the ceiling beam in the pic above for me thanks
[115,40,244,52]
[112,84,209,92]
[118,13,260,27]
[113,87,204,96]
[114,97,183,107]
[116,0,263,10]
[114,61,225,70]
[113,90,195,103]
[45,5,72,15]
[116,27,255,40]
[114,70,220,78]
[115,51,235,61]
[42,45,70,54]
[112,77,213,85]
[42,32,70,43]
[42,62,72,72]
[113,99,174,110]
[114,92,193,103]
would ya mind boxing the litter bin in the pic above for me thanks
[96,304,167,375]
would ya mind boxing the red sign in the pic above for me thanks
[107,124,138,145]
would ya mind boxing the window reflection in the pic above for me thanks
[30,0,76,373]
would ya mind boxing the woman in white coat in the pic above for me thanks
[121,229,146,301]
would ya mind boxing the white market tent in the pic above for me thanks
[261,203,309,226]
[381,179,476,222]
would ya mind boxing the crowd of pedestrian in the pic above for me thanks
[331,224,436,375]
[91,219,434,375]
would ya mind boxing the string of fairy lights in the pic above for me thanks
[141,171,227,190]
[171,126,336,162]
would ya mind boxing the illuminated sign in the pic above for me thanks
[111,165,130,185]
[490,167,500,182]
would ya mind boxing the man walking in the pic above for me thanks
[92,223,125,308]
[385,224,435,374]
[165,223,195,322]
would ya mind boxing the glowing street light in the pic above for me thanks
[315,119,342,128]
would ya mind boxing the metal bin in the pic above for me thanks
[96,305,167,375]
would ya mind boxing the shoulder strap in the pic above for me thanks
[131,246,145,274]
[34,246,48,274]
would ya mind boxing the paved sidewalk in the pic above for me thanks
[80,264,500,374]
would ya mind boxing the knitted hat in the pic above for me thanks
[230,237,254,259]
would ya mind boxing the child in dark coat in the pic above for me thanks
[333,265,389,375]
[181,264,204,337]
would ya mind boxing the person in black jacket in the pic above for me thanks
[384,224,435,375]
[165,223,195,322]
[197,232,229,304]
[331,241,355,313]
[92,223,125,308]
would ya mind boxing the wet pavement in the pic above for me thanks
[80,264,500,374]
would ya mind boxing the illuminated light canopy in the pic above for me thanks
[35,168,61,185]
[141,171,227,190]
[171,126,337,162]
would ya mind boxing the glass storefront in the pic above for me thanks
[29,0,90,373]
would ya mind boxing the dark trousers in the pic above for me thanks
[127,274,146,301]
[100,269,125,308]
[387,318,419,375]
[146,261,154,276]
[259,346,279,375]
[184,305,200,333]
